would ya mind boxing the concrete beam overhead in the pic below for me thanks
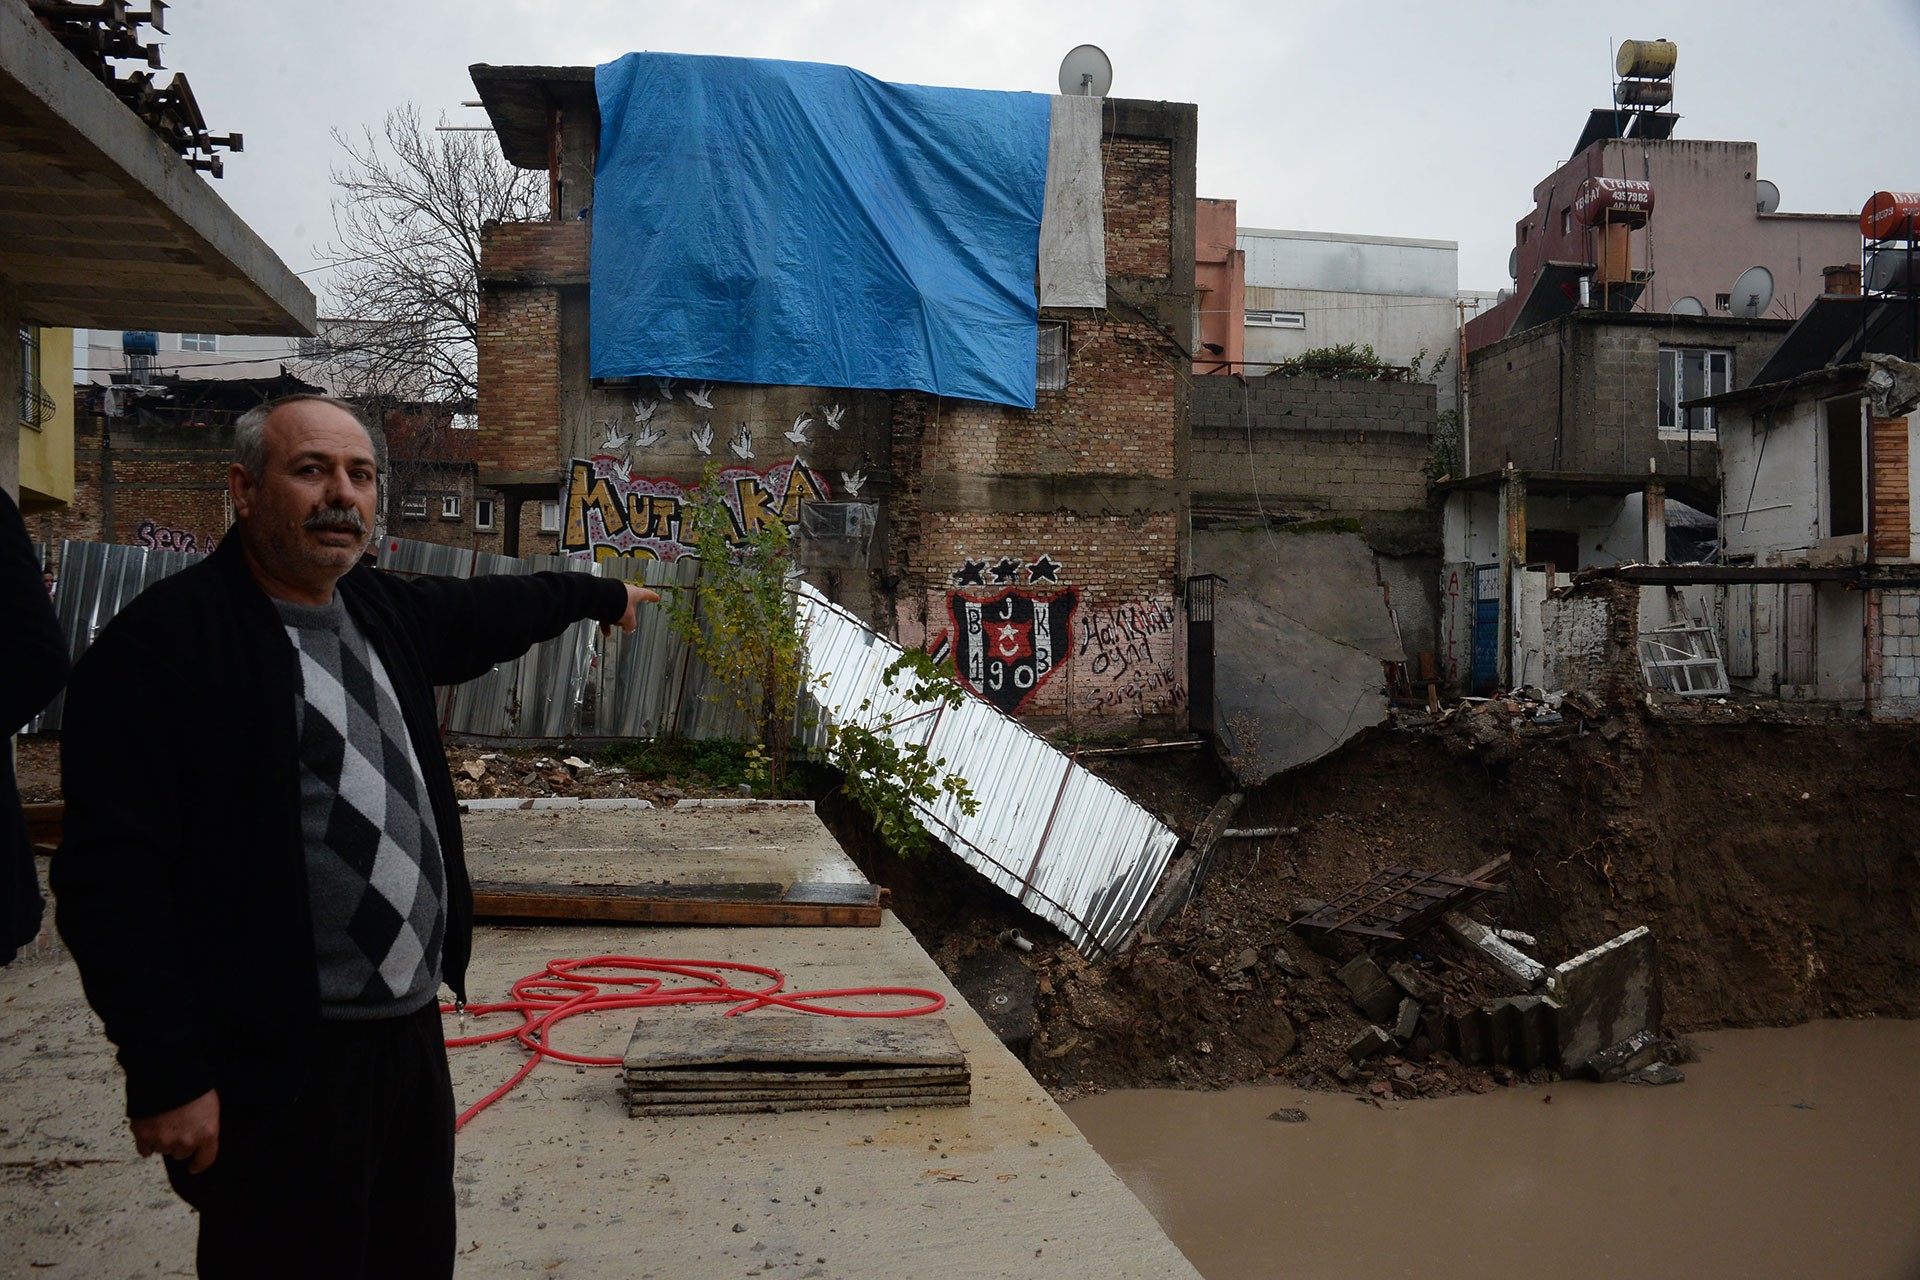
[0,0,314,334]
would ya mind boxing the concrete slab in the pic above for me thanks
[1194,528,1400,783]
[0,809,1199,1279]
[1546,926,1659,1071]
[461,803,868,888]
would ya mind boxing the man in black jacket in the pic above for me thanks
[53,395,655,1278]
[3,487,67,964]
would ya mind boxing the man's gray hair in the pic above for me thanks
[233,395,385,478]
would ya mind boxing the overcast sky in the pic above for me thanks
[161,0,1920,306]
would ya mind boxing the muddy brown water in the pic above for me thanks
[1066,1019,1920,1280]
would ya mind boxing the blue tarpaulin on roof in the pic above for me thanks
[591,54,1052,409]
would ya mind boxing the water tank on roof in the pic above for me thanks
[122,330,158,355]
[1614,79,1673,108]
[1860,191,1920,240]
[1615,39,1677,80]
[1865,249,1919,295]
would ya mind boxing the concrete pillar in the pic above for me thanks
[1643,481,1667,565]
[1500,466,1527,689]
[0,284,20,499]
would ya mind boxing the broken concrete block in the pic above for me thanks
[1447,1007,1492,1065]
[1444,912,1547,987]
[1335,955,1401,1023]
[1393,997,1422,1042]
[1580,1029,1663,1082]
[1271,946,1307,977]
[1491,995,1558,1071]
[1546,926,1659,1072]
[1386,962,1431,1001]
[1348,1025,1394,1063]
[1487,1000,1520,1067]
[1626,1062,1685,1086]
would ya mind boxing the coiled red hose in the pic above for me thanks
[443,955,946,1130]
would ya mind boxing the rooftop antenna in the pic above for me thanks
[1057,44,1112,98]
[1729,265,1776,318]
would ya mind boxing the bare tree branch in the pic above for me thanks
[308,103,542,407]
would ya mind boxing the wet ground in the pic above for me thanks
[1065,1017,1920,1280]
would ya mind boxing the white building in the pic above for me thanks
[1236,227,1496,414]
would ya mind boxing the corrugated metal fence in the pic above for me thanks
[34,538,1179,954]
[796,584,1179,955]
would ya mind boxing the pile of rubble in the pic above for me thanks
[1308,893,1687,1088]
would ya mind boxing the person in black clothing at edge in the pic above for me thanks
[52,395,658,1278]
[3,485,68,965]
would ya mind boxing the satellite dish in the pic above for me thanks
[1507,247,1519,280]
[1755,179,1781,214]
[1730,265,1775,318]
[1058,44,1112,97]
[1671,295,1708,316]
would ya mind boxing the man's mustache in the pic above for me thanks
[304,507,367,535]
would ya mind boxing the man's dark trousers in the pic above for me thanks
[165,1001,456,1279]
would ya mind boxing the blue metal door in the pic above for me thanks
[1471,563,1499,695]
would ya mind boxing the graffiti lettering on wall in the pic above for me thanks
[1080,598,1186,711]
[560,457,830,562]
[135,519,207,554]
[951,554,1063,587]
[948,588,1079,714]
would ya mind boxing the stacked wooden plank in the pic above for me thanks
[471,879,885,928]
[624,1015,969,1117]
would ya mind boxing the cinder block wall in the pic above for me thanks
[1188,376,1435,516]
[1467,314,1785,497]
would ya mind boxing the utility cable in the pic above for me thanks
[442,954,946,1131]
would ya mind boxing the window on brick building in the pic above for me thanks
[474,498,495,530]
[18,325,47,428]
[1658,346,1729,437]
[539,500,562,533]
[179,333,218,353]
[1037,320,1068,391]
[440,494,460,519]
[402,494,428,520]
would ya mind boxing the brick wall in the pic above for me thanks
[894,512,1184,721]
[1104,138,1171,279]
[470,96,1197,732]
[482,222,589,281]
[911,318,1177,480]
[880,102,1195,730]
[27,413,231,558]
[1189,376,1434,515]
[476,284,561,474]
[1871,415,1910,562]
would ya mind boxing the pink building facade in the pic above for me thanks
[1467,138,1859,353]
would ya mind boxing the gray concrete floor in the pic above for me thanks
[1,803,1199,1279]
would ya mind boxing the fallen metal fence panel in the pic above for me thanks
[795,583,1179,956]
